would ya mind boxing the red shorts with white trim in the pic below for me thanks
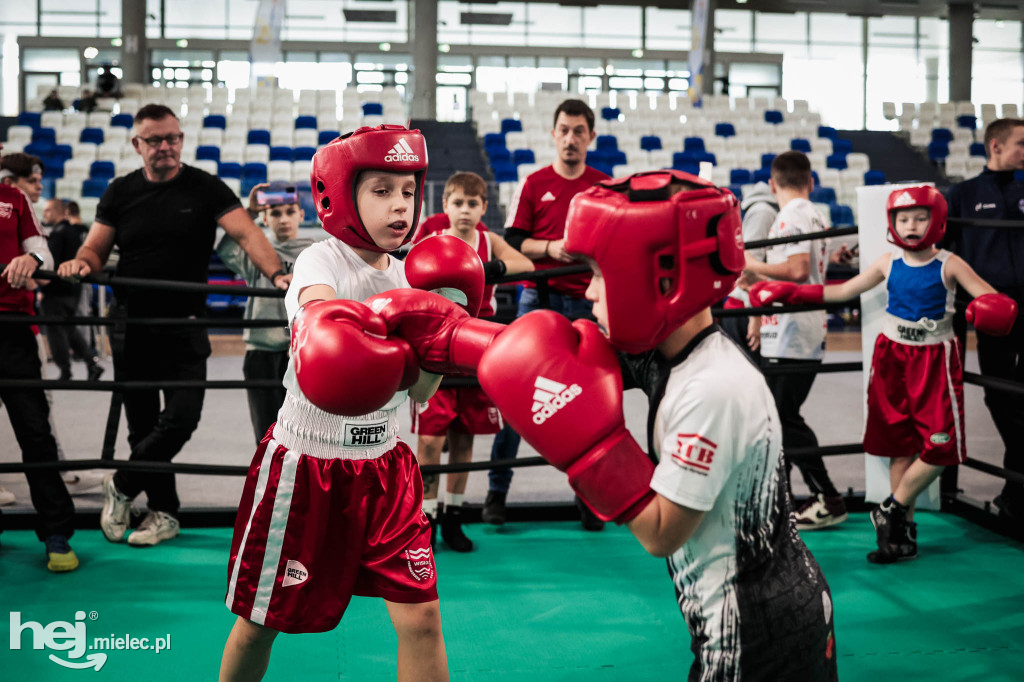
[863,335,966,466]
[225,431,437,634]
[411,386,503,436]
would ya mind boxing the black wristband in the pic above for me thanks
[269,269,286,282]
[482,259,507,283]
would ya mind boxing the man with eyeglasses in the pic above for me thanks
[58,103,291,548]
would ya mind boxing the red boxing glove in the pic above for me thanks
[404,235,485,317]
[366,288,504,374]
[749,281,824,306]
[291,300,420,416]
[967,293,1019,336]
[478,311,656,524]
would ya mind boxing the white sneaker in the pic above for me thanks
[0,486,15,506]
[793,494,849,530]
[100,473,132,542]
[62,471,104,495]
[127,511,180,547]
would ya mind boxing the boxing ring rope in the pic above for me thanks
[2,218,1023,535]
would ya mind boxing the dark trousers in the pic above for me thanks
[41,294,95,376]
[488,288,595,493]
[0,315,74,540]
[977,323,1024,515]
[242,349,289,444]
[764,357,839,498]
[111,323,209,517]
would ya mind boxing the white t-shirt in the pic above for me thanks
[282,238,410,411]
[759,198,828,360]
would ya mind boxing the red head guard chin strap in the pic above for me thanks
[564,170,745,354]
[886,185,947,252]
[310,125,428,253]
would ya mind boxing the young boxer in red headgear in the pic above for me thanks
[752,185,1017,564]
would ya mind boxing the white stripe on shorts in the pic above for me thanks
[250,447,301,623]
[943,339,965,460]
[226,439,279,610]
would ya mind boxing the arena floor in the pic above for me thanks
[1,515,1021,680]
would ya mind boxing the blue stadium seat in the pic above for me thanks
[596,135,618,151]
[640,135,662,151]
[764,110,784,125]
[488,147,512,164]
[24,142,55,157]
[730,169,752,185]
[42,157,64,179]
[969,142,986,157]
[242,162,267,181]
[684,137,705,153]
[362,102,384,116]
[492,161,519,183]
[831,204,855,226]
[32,127,57,144]
[82,178,108,198]
[606,149,628,166]
[111,114,134,128]
[600,107,621,121]
[196,146,221,163]
[727,184,744,201]
[512,149,535,165]
[218,162,242,179]
[247,129,271,145]
[714,122,736,138]
[53,144,74,161]
[864,170,886,185]
[292,147,317,161]
[790,138,812,153]
[832,139,853,155]
[483,132,506,151]
[956,115,977,130]
[753,169,772,183]
[501,118,523,134]
[931,128,953,144]
[673,160,701,175]
[269,146,293,162]
[295,115,317,130]
[809,187,837,204]
[927,141,949,162]
[90,160,115,180]
[80,128,104,145]
[203,115,227,129]
[811,170,820,186]
[18,112,42,129]
[817,126,838,141]
[761,153,777,169]
[318,130,340,146]
[826,154,848,170]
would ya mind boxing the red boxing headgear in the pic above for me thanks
[311,125,428,253]
[886,185,947,252]
[565,170,744,353]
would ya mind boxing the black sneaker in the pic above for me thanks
[481,490,507,525]
[425,510,437,549]
[440,505,474,553]
[868,521,918,564]
[576,496,605,532]
[87,360,105,382]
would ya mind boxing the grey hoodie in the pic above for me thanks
[216,233,314,351]
[740,181,779,263]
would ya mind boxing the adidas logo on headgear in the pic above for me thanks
[531,376,583,425]
[892,191,916,207]
[384,138,419,162]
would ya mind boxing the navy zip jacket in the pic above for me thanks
[945,168,1024,293]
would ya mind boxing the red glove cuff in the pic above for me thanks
[793,284,824,305]
[451,318,506,373]
[566,429,656,524]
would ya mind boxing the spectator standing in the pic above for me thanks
[42,89,64,111]
[743,151,848,530]
[58,104,290,547]
[218,183,313,443]
[946,118,1024,523]
[483,99,609,529]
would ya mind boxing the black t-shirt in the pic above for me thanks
[96,164,241,317]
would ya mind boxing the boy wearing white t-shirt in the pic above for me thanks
[743,151,847,530]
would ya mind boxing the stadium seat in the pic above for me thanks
[809,187,837,204]
[111,114,133,128]
[832,139,853,155]
[218,162,242,179]
[24,142,55,157]
[817,126,838,141]
[764,110,784,125]
[491,161,518,184]
[600,107,622,121]
[730,169,752,185]
[247,129,271,145]
[269,146,293,162]
[80,128,105,145]
[684,137,705,153]
[318,130,340,146]
[826,154,848,170]
[89,160,115,180]
[17,112,42,129]
[501,118,523,134]
[753,169,772,183]
[292,146,317,162]
[596,135,618,151]
[927,141,949,162]
[362,102,384,116]
[864,170,886,185]
[761,153,776,169]
[956,115,977,130]
[203,115,227,129]
[969,142,986,157]
[196,146,220,163]
[831,204,855,226]
[714,122,736,138]
[295,115,317,130]
[931,128,953,144]
[512,149,536,165]
[488,147,512,164]
[32,127,57,145]
[483,132,506,151]
[640,135,662,151]
[790,138,812,153]
[81,178,108,198]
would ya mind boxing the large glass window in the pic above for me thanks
[439,1,526,48]
[918,17,950,104]
[866,16,918,129]
[525,4,582,48]
[973,19,1023,107]
[644,7,690,52]
[788,13,864,130]
[716,10,752,53]
[583,5,641,50]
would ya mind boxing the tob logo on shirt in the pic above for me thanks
[0,201,13,219]
[671,433,717,475]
